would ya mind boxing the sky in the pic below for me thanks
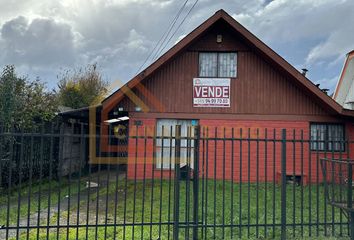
[0,0,353,94]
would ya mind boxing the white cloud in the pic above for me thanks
[306,24,354,64]
[234,0,348,42]
[0,0,352,92]
[0,16,76,66]
[231,0,354,64]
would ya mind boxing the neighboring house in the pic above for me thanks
[62,9,354,183]
[333,50,354,110]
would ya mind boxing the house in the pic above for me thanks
[333,50,354,110]
[61,9,354,183]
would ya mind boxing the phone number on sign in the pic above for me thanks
[193,98,229,104]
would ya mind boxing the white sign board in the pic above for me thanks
[193,78,230,107]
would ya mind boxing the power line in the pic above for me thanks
[135,0,189,75]
[154,0,199,60]
[151,0,190,62]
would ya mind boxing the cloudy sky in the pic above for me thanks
[0,0,353,94]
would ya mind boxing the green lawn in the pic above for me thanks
[1,175,350,239]
[0,178,85,233]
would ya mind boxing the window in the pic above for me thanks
[310,123,345,151]
[155,119,197,169]
[199,52,237,78]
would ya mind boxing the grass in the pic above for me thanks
[1,175,351,239]
[0,178,85,227]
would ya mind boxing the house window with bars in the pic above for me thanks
[199,52,237,78]
[310,123,345,151]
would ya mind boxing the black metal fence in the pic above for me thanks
[0,123,352,239]
[321,158,354,239]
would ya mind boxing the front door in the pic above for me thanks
[155,119,198,171]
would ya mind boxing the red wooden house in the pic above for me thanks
[82,9,354,184]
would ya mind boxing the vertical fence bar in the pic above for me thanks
[339,159,344,236]
[330,138,335,236]
[185,126,191,239]
[239,128,243,239]
[256,129,259,238]
[66,123,75,240]
[300,130,304,237]
[346,138,350,237]
[158,125,165,239]
[173,125,181,240]
[247,128,251,238]
[230,128,234,238]
[123,124,129,238]
[85,124,93,240]
[272,129,276,239]
[104,125,112,240]
[150,125,156,238]
[281,129,287,240]
[193,126,200,240]
[321,159,329,228]
[264,128,268,238]
[222,127,226,239]
[167,126,173,240]
[308,131,313,237]
[204,127,209,239]
[323,138,328,238]
[200,127,205,240]
[0,129,2,194]
[316,130,320,237]
[94,125,103,240]
[292,129,296,238]
[36,125,45,240]
[56,124,64,240]
[16,129,25,240]
[141,126,147,240]
[213,127,217,239]
[26,134,34,240]
[123,125,136,240]
[131,124,139,240]
[339,137,344,236]
[113,125,121,240]
[348,163,354,240]
[45,123,55,240]
[6,130,14,240]
[76,123,84,240]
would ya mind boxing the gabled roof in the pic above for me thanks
[333,50,354,109]
[102,9,354,117]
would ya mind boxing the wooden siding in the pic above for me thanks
[117,22,329,116]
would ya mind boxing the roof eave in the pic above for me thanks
[102,9,344,116]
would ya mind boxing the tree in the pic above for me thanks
[0,65,58,131]
[0,65,21,130]
[57,64,109,109]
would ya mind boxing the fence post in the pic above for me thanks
[193,126,200,240]
[281,129,287,239]
[173,125,181,240]
[347,163,354,240]
[0,128,3,189]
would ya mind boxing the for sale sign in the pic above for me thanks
[193,78,230,107]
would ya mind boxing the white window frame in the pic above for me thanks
[199,52,237,78]
[155,119,197,170]
[310,123,345,152]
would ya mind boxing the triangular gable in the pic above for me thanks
[102,9,353,117]
[333,50,354,109]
